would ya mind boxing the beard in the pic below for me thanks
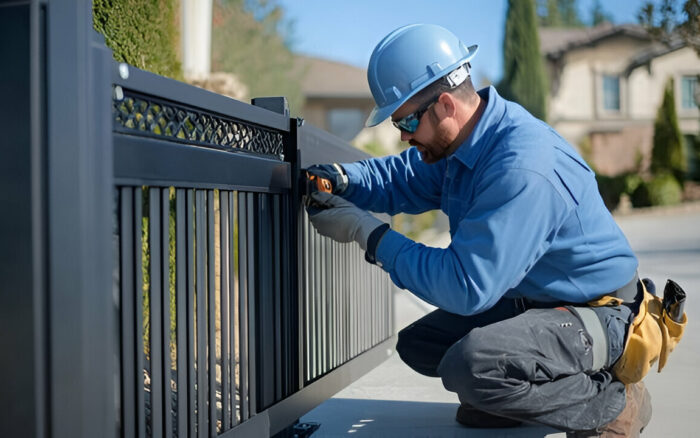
[411,122,453,164]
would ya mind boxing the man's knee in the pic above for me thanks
[396,325,427,373]
[437,328,503,408]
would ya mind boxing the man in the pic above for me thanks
[305,24,651,436]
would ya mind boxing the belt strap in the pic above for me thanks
[608,273,640,303]
[574,307,608,371]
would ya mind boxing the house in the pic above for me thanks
[295,56,401,155]
[540,23,700,176]
[295,55,374,141]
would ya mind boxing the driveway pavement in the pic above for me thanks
[301,206,700,437]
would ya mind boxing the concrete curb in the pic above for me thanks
[613,200,700,218]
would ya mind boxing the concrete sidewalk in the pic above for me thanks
[301,207,700,437]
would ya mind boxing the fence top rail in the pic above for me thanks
[111,61,290,134]
[297,122,371,168]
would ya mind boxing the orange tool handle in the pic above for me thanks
[306,172,333,193]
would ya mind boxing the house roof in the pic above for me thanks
[540,23,651,59]
[625,36,691,74]
[294,55,372,99]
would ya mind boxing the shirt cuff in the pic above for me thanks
[339,162,363,199]
[373,229,412,271]
[364,223,390,265]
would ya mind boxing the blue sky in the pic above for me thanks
[277,0,647,86]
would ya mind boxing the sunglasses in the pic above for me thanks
[392,97,438,133]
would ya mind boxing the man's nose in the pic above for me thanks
[400,130,412,142]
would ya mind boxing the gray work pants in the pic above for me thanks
[396,298,633,432]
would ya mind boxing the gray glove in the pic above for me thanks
[306,192,385,251]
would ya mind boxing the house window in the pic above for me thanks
[681,75,698,109]
[602,75,620,111]
[327,108,365,141]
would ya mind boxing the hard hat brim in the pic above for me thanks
[364,45,478,128]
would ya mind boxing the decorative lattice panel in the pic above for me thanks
[113,90,285,158]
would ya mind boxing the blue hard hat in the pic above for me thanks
[365,24,478,127]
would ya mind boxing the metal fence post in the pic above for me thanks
[46,2,116,438]
[0,2,48,437]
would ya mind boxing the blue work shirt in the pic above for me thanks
[341,86,638,316]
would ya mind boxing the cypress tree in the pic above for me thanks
[499,0,548,120]
[652,78,686,181]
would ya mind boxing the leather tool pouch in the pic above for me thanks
[609,280,687,384]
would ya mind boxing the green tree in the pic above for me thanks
[538,0,584,27]
[652,78,686,181]
[590,0,614,26]
[639,0,700,54]
[499,0,548,120]
[211,0,305,114]
[93,0,182,79]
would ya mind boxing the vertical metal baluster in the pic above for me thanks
[207,190,216,437]
[237,192,249,421]
[302,212,310,384]
[330,241,335,370]
[229,192,238,426]
[246,193,257,414]
[161,189,173,438]
[320,235,325,375]
[313,225,319,379]
[133,188,146,438]
[333,240,338,368]
[343,243,348,364]
[273,195,283,402]
[259,193,274,408]
[175,189,187,438]
[195,190,207,438]
[149,187,163,438]
[186,190,196,438]
[221,192,230,432]
[119,188,136,438]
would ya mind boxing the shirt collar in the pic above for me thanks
[450,86,505,169]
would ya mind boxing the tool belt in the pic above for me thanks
[573,274,687,384]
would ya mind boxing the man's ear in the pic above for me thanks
[435,92,457,119]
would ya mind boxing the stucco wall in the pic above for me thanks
[547,37,700,175]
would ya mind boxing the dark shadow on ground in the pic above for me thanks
[301,398,561,437]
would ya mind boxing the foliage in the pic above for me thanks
[393,211,439,241]
[93,0,182,79]
[590,0,614,26]
[360,141,386,157]
[499,0,548,120]
[639,0,700,54]
[631,172,683,207]
[652,78,686,181]
[686,134,700,180]
[538,0,584,27]
[211,0,305,114]
[596,173,644,211]
[140,187,178,361]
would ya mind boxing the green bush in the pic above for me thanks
[93,0,182,79]
[596,174,626,211]
[631,173,682,208]
[596,173,645,211]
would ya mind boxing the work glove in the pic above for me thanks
[305,163,349,194]
[306,192,387,252]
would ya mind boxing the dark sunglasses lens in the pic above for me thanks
[394,117,418,133]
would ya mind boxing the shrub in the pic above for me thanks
[596,174,626,211]
[631,173,682,207]
[93,0,182,79]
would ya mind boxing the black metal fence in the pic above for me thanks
[1,2,395,438]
